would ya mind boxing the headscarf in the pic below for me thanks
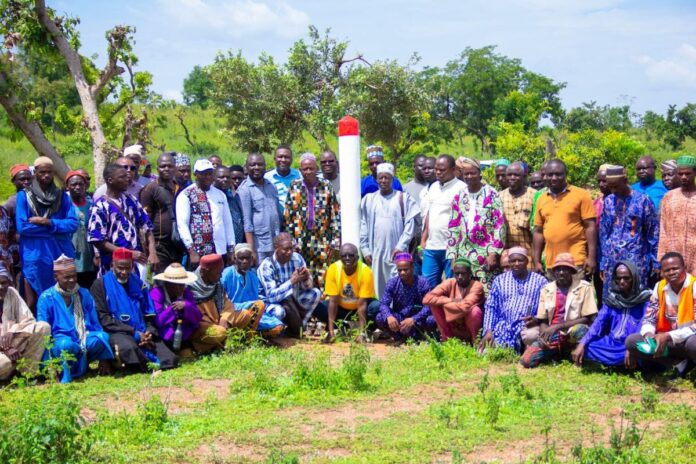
[604,261,652,310]
[453,257,472,270]
[393,252,413,263]
[456,156,480,171]
[661,159,677,172]
[507,246,528,258]
[189,265,225,312]
[10,164,30,179]
[26,175,62,218]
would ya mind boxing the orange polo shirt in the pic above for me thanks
[533,185,596,267]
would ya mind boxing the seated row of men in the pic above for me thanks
[1,231,694,383]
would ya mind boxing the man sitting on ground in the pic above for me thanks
[189,254,264,353]
[520,253,597,368]
[425,258,484,344]
[37,255,113,383]
[0,263,50,381]
[376,252,435,342]
[257,233,322,338]
[625,252,696,374]
[91,248,177,371]
[315,243,379,343]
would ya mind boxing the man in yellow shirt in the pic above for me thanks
[315,243,379,343]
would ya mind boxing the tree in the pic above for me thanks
[564,101,634,133]
[641,103,696,149]
[182,65,211,109]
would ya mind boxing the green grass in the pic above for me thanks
[1,339,694,463]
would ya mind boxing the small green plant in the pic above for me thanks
[342,342,371,391]
[224,327,263,354]
[571,410,652,464]
[499,367,534,400]
[477,369,490,395]
[485,389,501,426]
[640,384,659,413]
[434,394,459,429]
[485,346,519,363]
[140,395,169,431]
[604,372,632,396]
[266,449,300,463]
[427,335,446,369]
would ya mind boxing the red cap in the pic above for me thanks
[10,164,30,179]
[65,170,87,183]
[200,254,224,271]
[112,248,134,261]
[338,116,359,136]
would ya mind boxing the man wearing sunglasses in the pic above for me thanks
[92,156,144,201]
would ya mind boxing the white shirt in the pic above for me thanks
[176,184,236,255]
[421,177,466,250]
[641,274,696,343]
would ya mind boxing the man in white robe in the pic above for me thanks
[360,163,420,299]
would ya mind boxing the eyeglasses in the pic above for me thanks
[124,166,137,171]
[614,276,632,282]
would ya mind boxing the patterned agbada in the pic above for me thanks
[447,184,506,292]
[599,190,659,295]
[499,187,536,260]
[284,178,340,287]
[658,189,696,274]
[376,275,435,341]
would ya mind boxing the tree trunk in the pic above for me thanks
[0,73,70,179]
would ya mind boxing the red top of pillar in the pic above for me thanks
[338,116,360,137]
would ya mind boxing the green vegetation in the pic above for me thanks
[1,339,694,463]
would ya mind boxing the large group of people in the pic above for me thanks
[1,141,695,385]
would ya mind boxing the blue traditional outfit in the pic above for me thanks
[16,176,78,295]
[376,270,435,341]
[599,187,658,297]
[631,179,667,212]
[37,256,113,383]
[580,261,650,366]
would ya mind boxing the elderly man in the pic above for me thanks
[376,252,434,342]
[265,144,301,213]
[91,248,177,371]
[285,153,340,287]
[124,144,154,188]
[214,165,245,245]
[420,154,466,287]
[238,153,282,264]
[177,159,236,269]
[494,159,510,190]
[16,157,78,308]
[37,255,113,383]
[66,170,98,288]
[600,166,658,296]
[658,155,696,274]
[319,150,340,195]
[520,253,597,368]
[479,247,548,354]
[360,162,419,298]
[660,159,680,191]
[625,252,696,373]
[93,156,143,201]
[532,159,597,276]
[174,153,192,190]
[360,145,403,197]
[0,263,50,381]
[88,163,158,275]
[500,161,536,263]
[425,258,484,344]
[632,155,668,211]
[140,152,185,271]
[448,157,505,293]
[529,171,544,190]
[316,243,379,343]
[257,233,322,338]
[189,254,264,353]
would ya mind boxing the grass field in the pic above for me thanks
[1,338,694,463]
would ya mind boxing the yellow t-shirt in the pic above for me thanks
[324,261,375,310]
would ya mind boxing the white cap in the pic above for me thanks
[376,162,395,176]
[123,144,143,157]
[193,158,215,173]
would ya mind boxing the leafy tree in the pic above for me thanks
[183,65,211,109]
[642,103,696,150]
[564,101,634,133]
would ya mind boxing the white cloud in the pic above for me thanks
[157,0,310,38]
[637,43,696,88]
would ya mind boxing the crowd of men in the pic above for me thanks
[1,142,695,384]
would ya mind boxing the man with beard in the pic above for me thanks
[632,155,668,212]
[500,162,536,261]
[319,150,340,195]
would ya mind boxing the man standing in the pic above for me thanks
[360,145,403,197]
[4,164,32,220]
[0,263,50,381]
[529,171,544,190]
[420,154,466,287]
[264,144,301,213]
[88,163,158,274]
[632,155,668,212]
[209,155,223,169]
[238,153,281,264]
[500,162,536,259]
[658,155,696,274]
[91,248,177,371]
[93,156,143,201]
[600,166,658,296]
[257,233,322,338]
[360,163,419,299]
[140,152,185,271]
[285,153,340,287]
[660,159,680,191]
[124,144,154,188]
[38,255,113,383]
[213,165,244,246]
[494,159,510,190]
[319,150,340,195]
[532,159,597,276]
[16,157,78,308]
[403,155,432,201]
[174,153,192,191]
[177,159,236,270]
[228,165,247,245]
[65,170,97,288]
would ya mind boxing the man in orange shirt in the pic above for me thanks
[532,159,597,277]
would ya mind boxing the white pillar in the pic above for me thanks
[338,116,361,249]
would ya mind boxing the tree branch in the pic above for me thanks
[175,111,196,148]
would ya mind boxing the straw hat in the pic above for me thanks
[548,253,578,273]
[153,263,197,284]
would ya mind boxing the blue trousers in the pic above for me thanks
[50,332,113,383]
[422,249,452,287]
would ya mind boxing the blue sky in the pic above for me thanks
[55,0,696,115]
